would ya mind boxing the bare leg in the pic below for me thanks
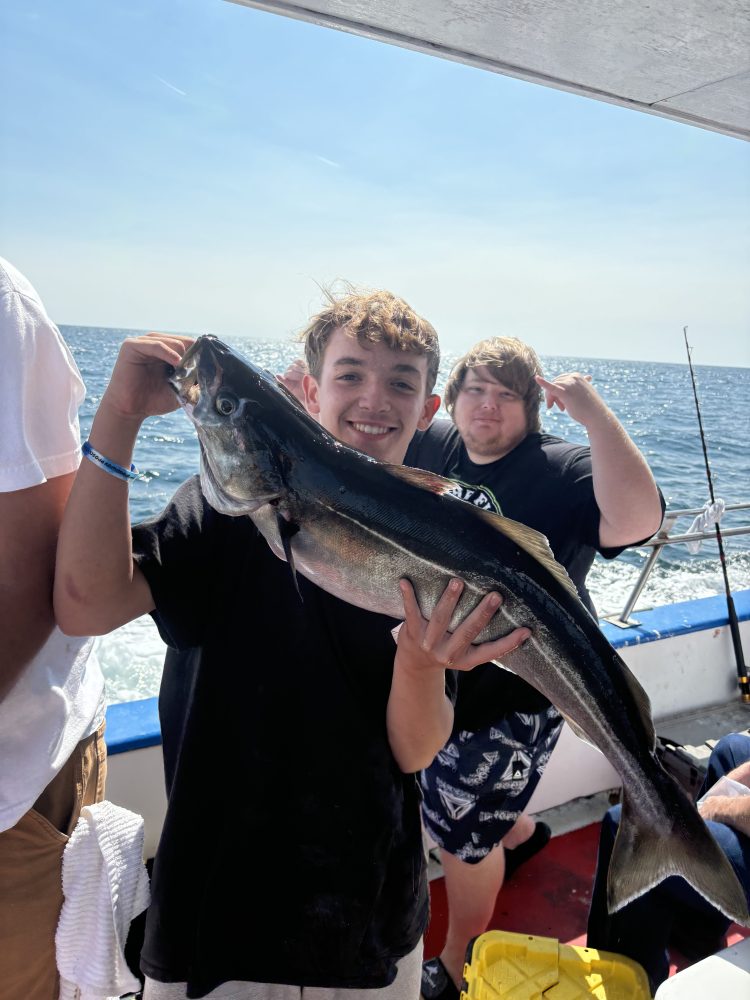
[437,814,538,987]
[438,846,506,986]
[501,812,535,850]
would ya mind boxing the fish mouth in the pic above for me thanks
[171,339,283,517]
[169,341,204,417]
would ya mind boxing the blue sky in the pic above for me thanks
[2,0,749,365]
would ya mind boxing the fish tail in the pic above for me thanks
[608,785,749,926]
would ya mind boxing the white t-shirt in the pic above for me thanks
[0,257,105,832]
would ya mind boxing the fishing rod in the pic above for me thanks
[683,327,749,703]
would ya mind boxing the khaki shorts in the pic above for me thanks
[0,723,107,1000]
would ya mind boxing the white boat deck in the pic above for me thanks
[655,936,750,997]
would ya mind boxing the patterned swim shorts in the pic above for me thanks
[420,706,563,863]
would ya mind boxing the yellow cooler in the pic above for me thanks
[462,929,651,999]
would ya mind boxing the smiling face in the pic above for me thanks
[452,365,530,463]
[302,327,440,464]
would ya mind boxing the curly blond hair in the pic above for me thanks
[300,286,440,393]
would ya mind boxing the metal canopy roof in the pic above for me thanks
[229,0,750,140]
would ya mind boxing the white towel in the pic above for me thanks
[56,800,151,1000]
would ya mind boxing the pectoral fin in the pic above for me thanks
[277,512,302,602]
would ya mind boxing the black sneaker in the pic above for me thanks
[421,957,460,1000]
[503,821,552,880]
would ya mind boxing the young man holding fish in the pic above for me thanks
[404,337,664,999]
[54,292,529,999]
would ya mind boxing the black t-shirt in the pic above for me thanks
[405,421,626,729]
[132,477,430,995]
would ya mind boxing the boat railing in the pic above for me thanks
[607,502,750,627]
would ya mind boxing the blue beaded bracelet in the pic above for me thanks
[82,441,142,482]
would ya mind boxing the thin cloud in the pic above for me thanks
[315,154,341,169]
[155,75,187,98]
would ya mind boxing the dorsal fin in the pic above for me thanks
[471,506,580,601]
[383,464,460,495]
[387,463,579,602]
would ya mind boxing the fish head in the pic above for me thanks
[169,335,302,517]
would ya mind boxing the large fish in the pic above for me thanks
[170,334,748,925]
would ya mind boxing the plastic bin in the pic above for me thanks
[462,929,651,999]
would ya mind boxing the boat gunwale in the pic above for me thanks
[104,588,750,755]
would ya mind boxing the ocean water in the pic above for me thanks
[62,325,750,704]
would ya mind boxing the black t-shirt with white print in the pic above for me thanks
[405,420,626,730]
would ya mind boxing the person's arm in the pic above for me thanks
[698,794,750,837]
[54,333,194,636]
[536,373,663,548]
[386,579,530,772]
[0,473,75,699]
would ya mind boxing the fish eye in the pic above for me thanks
[216,392,239,416]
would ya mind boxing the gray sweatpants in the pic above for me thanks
[143,941,423,1000]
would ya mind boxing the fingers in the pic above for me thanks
[401,577,467,644]
[276,359,308,403]
[484,626,531,663]
[535,373,593,413]
[423,578,464,645]
[277,359,306,381]
[146,334,196,365]
[121,333,195,368]
[534,374,563,411]
[396,578,532,672]
[432,584,520,664]
[447,589,500,652]
[535,372,593,393]
[697,794,729,822]
[398,578,424,625]
[547,392,564,412]
[447,622,530,672]
[105,333,198,420]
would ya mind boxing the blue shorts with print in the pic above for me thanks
[420,707,564,863]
